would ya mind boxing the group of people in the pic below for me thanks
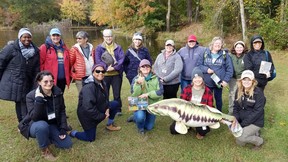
[0,27,274,160]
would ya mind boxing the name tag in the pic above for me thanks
[162,69,167,73]
[48,113,56,120]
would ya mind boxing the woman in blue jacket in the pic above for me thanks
[197,37,233,112]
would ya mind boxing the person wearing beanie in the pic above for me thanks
[39,28,71,93]
[169,67,214,139]
[131,59,163,134]
[0,27,40,123]
[94,29,125,116]
[154,39,183,99]
[70,31,95,93]
[197,36,233,112]
[177,34,206,93]
[243,35,275,91]
[70,64,121,142]
[232,70,265,150]
[227,41,248,115]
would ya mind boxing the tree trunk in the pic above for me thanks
[187,0,192,24]
[239,0,247,42]
[280,0,287,22]
[166,0,171,32]
[194,0,200,22]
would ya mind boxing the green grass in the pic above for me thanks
[0,51,287,162]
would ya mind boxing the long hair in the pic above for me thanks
[236,79,258,101]
[230,41,248,56]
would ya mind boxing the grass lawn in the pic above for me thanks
[0,51,287,162]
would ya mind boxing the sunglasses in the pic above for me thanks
[43,80,54,84]
[141,65,151,68]
[94,70,106,74]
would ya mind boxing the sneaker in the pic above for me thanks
[68,130,77,138]
[116,112,123,116]
[138,129,145,135]
[127,115,134,123]
[196,133,204,140]
[106,124,121,131]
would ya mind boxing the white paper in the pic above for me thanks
[211,73,220,84]
[259,61,272,74]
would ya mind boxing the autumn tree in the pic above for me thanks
[60,0,88,26]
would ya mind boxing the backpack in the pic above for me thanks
[265,50,276,81]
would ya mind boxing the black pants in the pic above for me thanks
[163,83,180,99]
[15,100,27,122]
[169,121,210,136]
[57,79,66,93]
[104,75,122,112]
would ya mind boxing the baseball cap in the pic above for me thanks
[139,59,151,67]
[50,28,61,36]
[241,70,255,80]
[165,39,175,46]
[187,35,197,42]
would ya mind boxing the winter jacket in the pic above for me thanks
[243,36,275,88]
[77,78,109,130]
[70,43,94,80]
[131,73,163,105]
[233,87,265,128]
[0,39,40,102]
[197,49,233,88]
[230,54,245,79]
[18,86,69,139]
[180,85,214,107]
[178,43,206,80]
[123,46,153,83]
[153,49,183,85]
[94,42,125,74]
[39,39,71,87]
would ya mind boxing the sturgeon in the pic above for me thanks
[147,98,242,137]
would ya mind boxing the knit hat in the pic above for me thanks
[234,41,245,48]
[103,29,113,37]
[139,59,151,67]
[240,70,255,80]
[133,33,143,40]
[191,67,204,79]
[18,28,32,39]
[50,28,61,36]
[165,39,175,46]
[187,35,197,42]
[92,64,105,72]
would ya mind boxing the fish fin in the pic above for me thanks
[175,121,188,134]
[205,105,222,114]
[209,122,220,129]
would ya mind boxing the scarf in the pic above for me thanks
[19,42,35,60]
[145,73,152,81]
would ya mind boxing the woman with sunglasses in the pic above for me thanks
[69,64,121,142]
[131,59,163,134]
[70,31,94,93]
[39,28,71,93]
[232,70,265,150]
[18,71,72,161]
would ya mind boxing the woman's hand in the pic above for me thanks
[59,135,66,140]
[107,65,114,72]
[207,68,214,74]
[139,93,149,99]
[105,109,110,119]
[59,129,67,140]
[221,81,228,87]
[137,76,145,85]
[35,86,44,97]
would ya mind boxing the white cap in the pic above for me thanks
[241,70,255,80]
[133,33,143,40]
[103,29,113,37]
[165,39,175,46]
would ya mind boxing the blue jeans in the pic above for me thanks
[29,121,72,149]
[180,79,192,93]
[208,87,223,112]
[134,110,156,131]
[75,127,96,142]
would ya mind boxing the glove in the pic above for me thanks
[59,129,66,136]
[35,86,44,98]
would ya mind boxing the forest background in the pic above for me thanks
[0,0,287,49]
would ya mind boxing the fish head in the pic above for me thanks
[147,99,185,117]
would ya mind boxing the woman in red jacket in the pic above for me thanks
[70,31,94,93]
[39,28,71,92]
[170,67,214,139]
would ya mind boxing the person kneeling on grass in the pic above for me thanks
[70,64,121,142]
[131,59,163,134]
[18,71,72,161]
[232,70,265,150]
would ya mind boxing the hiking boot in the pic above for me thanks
[106,124,121,131]
[196,133,204,140]
[127,115,134,123]
[116,112,123,116]
[41,147,57,161]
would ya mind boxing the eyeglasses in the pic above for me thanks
[43,80,54,84]
[52,34,60,37]
[141,65,151,68]
[94,70,106,74]
[76,37,83,40]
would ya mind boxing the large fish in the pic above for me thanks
[147,98,242,137]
